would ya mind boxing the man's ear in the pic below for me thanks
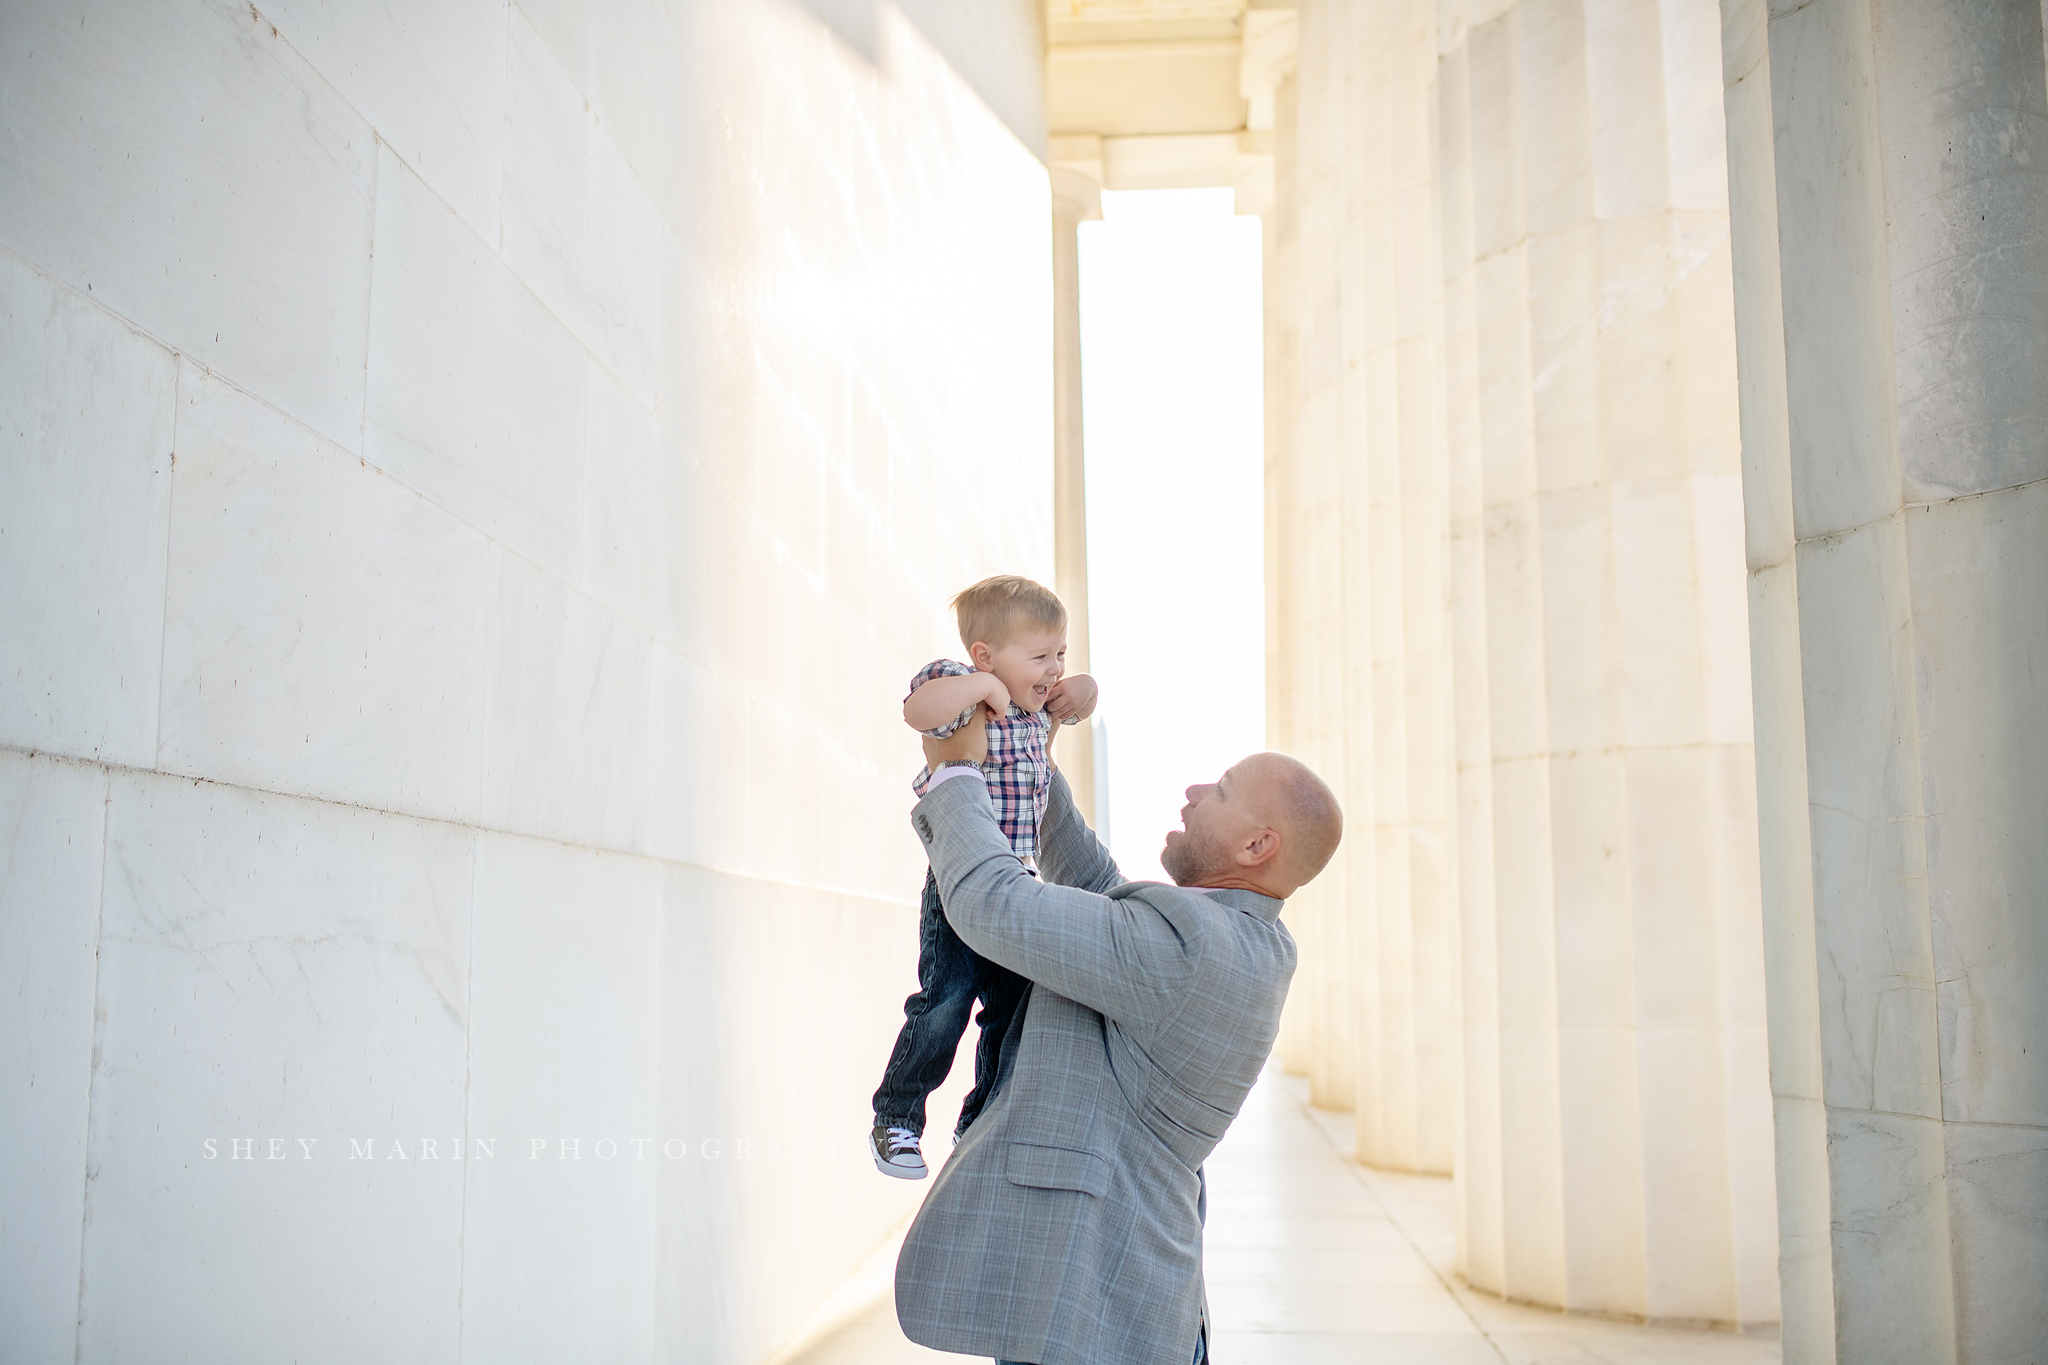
[969,640,994,670]
[1237,828,1282,869]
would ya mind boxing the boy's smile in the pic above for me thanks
[976,627,1067,713]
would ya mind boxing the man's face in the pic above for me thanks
[979,627,1067,713]
[1161,760,1268,887]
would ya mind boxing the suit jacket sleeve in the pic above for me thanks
[913,778,1198,1027]
[1037,769,1124,894]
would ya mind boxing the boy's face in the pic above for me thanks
[971,626,1067,713]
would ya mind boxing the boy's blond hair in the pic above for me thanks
[952,575,1067,651]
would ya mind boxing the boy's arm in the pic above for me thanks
[904,672,1007,733]
[1037,769,1124,894]
[1044,673,1098,726]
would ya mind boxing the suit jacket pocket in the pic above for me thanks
[1006,1142,1110,1197]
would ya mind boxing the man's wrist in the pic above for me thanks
[924,762,987,794]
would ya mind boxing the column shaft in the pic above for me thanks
[1349,0,1459,1180]
[1719,0,2048,1357]
[1050,168,1099,827]
[1264,66,1316,1078]
[1295,0,1360,1111]
[1269,0,1777,1328]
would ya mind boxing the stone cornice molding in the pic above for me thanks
[1239,7,1298,131]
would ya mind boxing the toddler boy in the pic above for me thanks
[868,575,1099,1179]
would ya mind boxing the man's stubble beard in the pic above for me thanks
[1162,827,1225,887]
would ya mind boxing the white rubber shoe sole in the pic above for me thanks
[869,1126,928,1180]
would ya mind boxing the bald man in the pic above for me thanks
[893,720,1341,1365]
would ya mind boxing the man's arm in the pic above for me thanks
[1037,770,1123,894]
[912,778,1198,1027]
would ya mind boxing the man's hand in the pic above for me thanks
[1045,673,1099,726]
[923,711,989,770]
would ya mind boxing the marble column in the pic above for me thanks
[1435,0,1777,1325]
[1050,165,1101,827]
[1291,0,1362,1115]
[1436,18,1499,1278]
[1272,0,1460,1177]
[1344,0,1459,1181]
[1266,0,1777,1328]
[1718,0,2048,1358]
[1262,60,1320,1082]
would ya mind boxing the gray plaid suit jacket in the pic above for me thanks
[894,770,1296,1365]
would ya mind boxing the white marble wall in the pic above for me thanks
[1718,0,2048,1359]
[0,2,1050,1361]
[1265,0,1778,1330]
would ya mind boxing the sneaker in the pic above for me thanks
[869,1124,927,1180]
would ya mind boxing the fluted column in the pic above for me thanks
[1269,2,1775,1325]
[1455,3,1567,1305]
[1263,62,1316,1079]
[1719,0,2048,1359]
[1436,19,1502,1286]
[1335,0,1459,1178]
[1291,0,1359,1112]
[1050,165,1100,826]
[1432,0,1776,1325]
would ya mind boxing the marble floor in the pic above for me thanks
[774,1069,1784,1365]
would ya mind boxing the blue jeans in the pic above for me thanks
[872,870,1028,1137]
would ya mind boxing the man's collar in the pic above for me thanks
[1196,885,1285,923]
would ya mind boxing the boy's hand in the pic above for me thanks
[1045,674,1098,725]
[981,674,1013,718]
[922,714,989,770]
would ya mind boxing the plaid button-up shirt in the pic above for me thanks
[908,658,1052,859]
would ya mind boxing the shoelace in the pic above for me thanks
[885,1127,921,1157]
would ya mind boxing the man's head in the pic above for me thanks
[953,576,1068,714]
[1160,753,1343,900]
